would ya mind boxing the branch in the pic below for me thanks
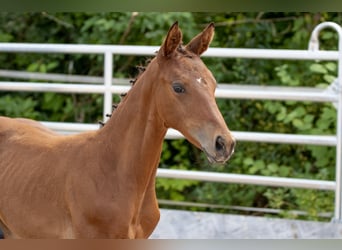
[41,12,74,29]
[119,12,139,44]
[214,16,298,27]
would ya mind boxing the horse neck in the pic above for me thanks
[96,62,167,187]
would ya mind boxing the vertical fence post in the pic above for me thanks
[310,22,342,223]
[103,51,113,122]
[335,24,342,223]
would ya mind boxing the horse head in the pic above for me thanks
[153,22,236,164]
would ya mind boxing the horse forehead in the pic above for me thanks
[159,55,216,87]
[187,61,216,84]
[173,56,214,79]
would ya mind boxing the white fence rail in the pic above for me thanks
[0,22,342,222]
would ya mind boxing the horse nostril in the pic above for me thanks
[215,136,226,153]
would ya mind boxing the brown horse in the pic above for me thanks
[0,22,235,238]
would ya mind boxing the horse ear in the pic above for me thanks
[186,22,215,56]
[158,21,182,59]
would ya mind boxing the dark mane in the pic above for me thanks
[98,56,154,128]
[177,44,193,58]
[99,46,193,128]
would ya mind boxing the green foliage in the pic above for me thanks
[0,94,39,118]
[190,12,339,221]
[157,140,200,201]
[0,12,341,221]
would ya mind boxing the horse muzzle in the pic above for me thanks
[202,135,236,164]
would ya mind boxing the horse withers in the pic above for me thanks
[0,22,235,238]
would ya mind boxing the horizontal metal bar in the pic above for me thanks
[0,69,129,85]
[40,122,337,146]
[156,169,336,191]
[157,199,333,218]
[41,122,185,138]
[0,82,131,94]
[206,48,339,60]
[0,82,338,103]
[0,43,339,60]
[167,130,337,146]
[40,122,99,133]
[0,70,336,103]
[0,43,159,55]
[233,131,337,146]
[216,84,338,102]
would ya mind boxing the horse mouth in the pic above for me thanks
[202,147,232,164]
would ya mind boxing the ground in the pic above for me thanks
[151,209,342,239]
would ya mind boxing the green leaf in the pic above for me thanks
[39,64,47,73]
[294,106,306,117]
[325,62,336,72]
[323,74,336,83]
[243,157,254,166]
[292,118,304,129]
[276,107,287,121]
[310,63,328,74]
[254,160,265,169]
[27,63,39,72]
[279,166,290,176]
[267,163,278,173]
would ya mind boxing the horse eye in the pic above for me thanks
[172,83,185,93]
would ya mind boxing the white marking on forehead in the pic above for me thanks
[196,77,202,84]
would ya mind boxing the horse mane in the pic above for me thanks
[176,44,193,58]
[98,56,153,128]
[98,44,193,128]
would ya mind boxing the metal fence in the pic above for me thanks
[0,22,342,222]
